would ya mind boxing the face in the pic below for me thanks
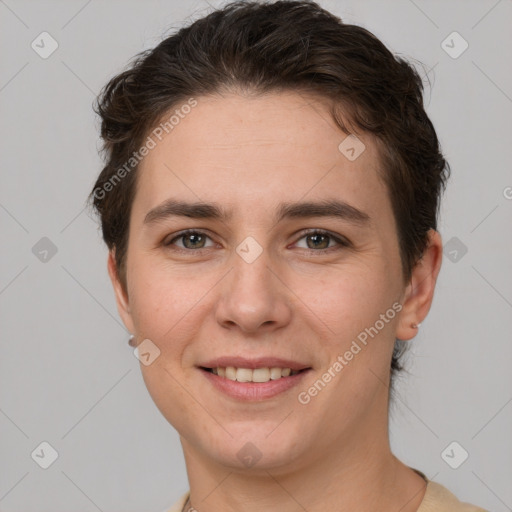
[109,90,441,473]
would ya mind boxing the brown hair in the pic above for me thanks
[89,0,450,386]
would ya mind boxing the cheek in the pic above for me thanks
[130,277,189,337]
[290,261,395,342]
[127,259,219,349]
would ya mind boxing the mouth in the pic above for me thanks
[197,359,312,400]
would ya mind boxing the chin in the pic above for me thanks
[199,426,307,472]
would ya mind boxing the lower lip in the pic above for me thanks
[200,368,311,401]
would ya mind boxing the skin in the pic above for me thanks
[108,90,443,512]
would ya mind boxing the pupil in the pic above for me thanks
[308,234,328,249]
[185,233,204,248]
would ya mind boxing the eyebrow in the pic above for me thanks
[143,199,371,226]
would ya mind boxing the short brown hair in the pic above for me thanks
[89,0,450,386]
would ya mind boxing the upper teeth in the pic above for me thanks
[211,367,299,383]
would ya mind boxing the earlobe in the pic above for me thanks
[396,229,443,341]
[107,250,135,333]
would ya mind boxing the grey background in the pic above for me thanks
[0,0,511,511]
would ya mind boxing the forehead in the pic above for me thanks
[134,91,391,223]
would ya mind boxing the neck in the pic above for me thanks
[179,399,427,512]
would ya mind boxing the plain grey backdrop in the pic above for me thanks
[1,0,511,511]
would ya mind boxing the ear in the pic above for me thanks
[107,250,135,334]
[396,229,443,341]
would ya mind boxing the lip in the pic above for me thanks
[199,357,310,371]
[200,366,311,401]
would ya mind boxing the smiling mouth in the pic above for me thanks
[200,366,309,383]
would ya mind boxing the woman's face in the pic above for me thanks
[110,91,434,472]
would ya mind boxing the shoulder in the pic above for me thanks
[418,480,488,512]
[162,491,190,512]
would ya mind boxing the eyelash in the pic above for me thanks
[163,228,350,253]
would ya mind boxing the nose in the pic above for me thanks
[214,249,292,334]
